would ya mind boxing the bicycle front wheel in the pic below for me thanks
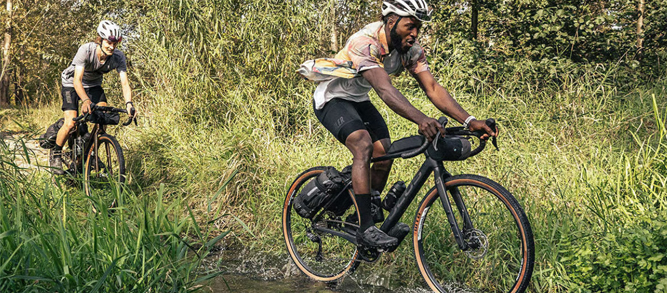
[84,134,126,211]
[282,167,360,282]
[414,174,534,293]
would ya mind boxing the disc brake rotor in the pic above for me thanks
[464,229,488,260]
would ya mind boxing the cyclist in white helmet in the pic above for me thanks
[50,20,137,174]
[299,0,497,249]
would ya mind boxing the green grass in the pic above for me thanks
[3,0,666,290]
[16,55,667,292]
[0,135,231,292]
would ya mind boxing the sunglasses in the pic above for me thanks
[106,36,123,42]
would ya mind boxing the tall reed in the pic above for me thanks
[0,134,229,292]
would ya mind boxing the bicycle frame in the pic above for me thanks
[311,118,497,252]
[371,154,475,251]
[310,145,481,252]
[64,122,104,175]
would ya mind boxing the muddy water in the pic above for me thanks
[202,248,431,293]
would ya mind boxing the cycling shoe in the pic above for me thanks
[357,226,398,251]
[49,151,65,175]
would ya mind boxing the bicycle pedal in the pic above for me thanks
[357,245,380,263]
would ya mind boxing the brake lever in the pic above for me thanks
[431,116,449,151]
[432,130,441,151]
[122,116,133,126]
[485,118,499,151]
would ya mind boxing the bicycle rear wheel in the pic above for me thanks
[414,174,534,293]
[83,134,125,211]
[282,166,360,282]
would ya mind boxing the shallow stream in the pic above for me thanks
[202,247,431,293]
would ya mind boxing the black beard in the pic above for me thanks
[390,24,410,54]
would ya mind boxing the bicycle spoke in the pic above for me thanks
[415,175,534,293]
[84,135,126,211]
[283,167,360,282]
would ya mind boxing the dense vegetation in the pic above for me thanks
[1,0,666,291]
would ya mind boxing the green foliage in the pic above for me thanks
[0,135,229,292]
[428,0,666,77]
[558,97,667,292]
[562,215,667,292]
[4,0,667,291]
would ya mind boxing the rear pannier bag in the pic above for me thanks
[39,118,65,149]
[294,167,348,219]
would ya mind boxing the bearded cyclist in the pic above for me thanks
[298,0,497,250]
[50,20,136,175]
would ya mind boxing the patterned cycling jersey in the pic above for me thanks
[300,21,429,109]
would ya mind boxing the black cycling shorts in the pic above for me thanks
[314,98,390,144]
[61,86,107,111]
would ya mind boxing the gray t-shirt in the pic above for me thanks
[61,42,127,88]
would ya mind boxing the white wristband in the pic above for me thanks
[463,116,476,129]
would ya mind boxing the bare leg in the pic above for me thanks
[55,110,78,147]
[345,131,398,247]
[370,138,393,193]
[345,130,373,195]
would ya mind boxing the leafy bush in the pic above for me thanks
[562,215,667,292]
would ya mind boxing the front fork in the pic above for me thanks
[434,163,475,251]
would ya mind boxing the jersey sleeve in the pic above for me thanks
[115,51,128,73]
[71,44,90,67]
[346,36,384,73]
[404,43,429,75]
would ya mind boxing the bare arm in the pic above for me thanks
[73,66,93,114]
[119,71,132,103]
[361,67,444,139]
[414,70,497,138]
[414,70,471,123]
[119,71,136,117]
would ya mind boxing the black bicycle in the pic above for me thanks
[282,117,534,292]
[50,104,136,211]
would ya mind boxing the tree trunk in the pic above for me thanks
[0,0,12,108]
[13,55,22,106]
[330,0,338,52]
[471,0,479,41]
[637,0,645,50]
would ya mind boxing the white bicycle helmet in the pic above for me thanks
[97,20,123,42]
[382,0,433,22]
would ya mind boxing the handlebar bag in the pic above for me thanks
[39,118,65,149]
[294,167,347,219]
[426,136,472,161]
[90,111,120,125]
